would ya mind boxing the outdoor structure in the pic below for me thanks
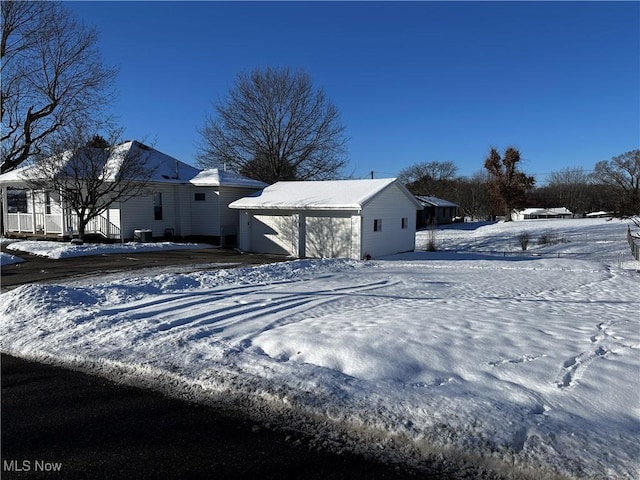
[229,178,423,259]
[415,195,459,228]
[0,141,266,244]
[512,207,573,221]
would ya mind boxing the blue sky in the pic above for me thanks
[66,1,639,183]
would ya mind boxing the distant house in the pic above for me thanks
[585,211,611,218]
[0,141,266,244]
[512,207,573,221]
[229,178,423,259]
[415,195,459,228]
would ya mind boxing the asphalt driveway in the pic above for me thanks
[0,245,286,292]
[1,354,431,480]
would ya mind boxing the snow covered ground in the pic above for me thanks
[0,251,24,266]
[0,238,212,266]
[3,239,212,260]
[1,218,638,479]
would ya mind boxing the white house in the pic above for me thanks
[512,207,573,221]
[229,178,423,259]
[0,141,266,244]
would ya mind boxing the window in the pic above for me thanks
[401,217,408,229]
[373,219,382,232]
[44,191,51,215]
[153,192,163,220]
[194,192,206,201]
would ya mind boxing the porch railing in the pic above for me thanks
[5,211,120,240]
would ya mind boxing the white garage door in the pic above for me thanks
[305,215,352,258]
[251,214,296,255]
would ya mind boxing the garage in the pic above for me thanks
[303,215,353,258]
[249,214,296,256]
[231,178,422,259]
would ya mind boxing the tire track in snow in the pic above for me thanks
[185,279,402,344]
[107,279,398,346]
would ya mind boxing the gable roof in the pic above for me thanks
[0,141,200,185]
[415,195,458,208]
[0,141,262,188]
[95,141,202,183]
[229,178,422,211]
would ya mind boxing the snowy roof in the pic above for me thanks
[0,141,202,185]
[415,195,458,208]
[586,211,612,217]
[519,208,549,215]
[547,207,572,215]
[0,166,28,186]
[102,141,202,183]
[230,178,422,211]
[190,169,267,189]
[0,141,261,189]
[518,207,572,216]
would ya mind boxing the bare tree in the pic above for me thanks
[23,129,156,241]
[398,160,458,197]
[592,149,640,225]
[454,170,491,221]
[546,167,590,216]
[484,147,535,221]
[196,67,348,183]
[1,1,117,174]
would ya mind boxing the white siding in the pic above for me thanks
[120,185,179,239]
[361,183,417,258]
[173,184,192,237]
[219,187,259,236]
[191,187,220,236]
[190,186,262,238]
[237,211,251,251]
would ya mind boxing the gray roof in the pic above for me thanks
[415,195,458,208]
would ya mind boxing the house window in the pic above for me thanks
[44,191,51,215]
[373,219,382,232]
[194,192,206,201]
[401,217,408,229]
[153,192,163,220]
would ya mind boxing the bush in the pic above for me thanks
[426,229,437,251]
[518,231,531,251]
[538,230,568,246]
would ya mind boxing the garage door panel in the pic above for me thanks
[252,214,295,255]
[305,216,351,258]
